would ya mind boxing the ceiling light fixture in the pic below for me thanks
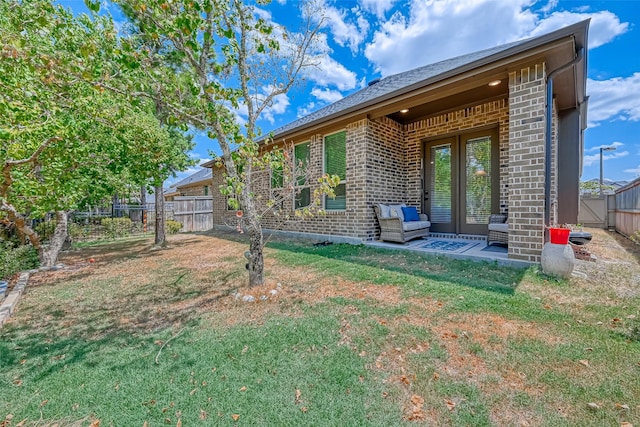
[399,108,409,113]
[488,80,502,87]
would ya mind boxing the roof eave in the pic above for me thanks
[269,20,590,142]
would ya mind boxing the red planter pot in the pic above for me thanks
[549,228,570,245]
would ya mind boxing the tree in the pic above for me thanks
[0,0,193,265]
[113,0,330,287]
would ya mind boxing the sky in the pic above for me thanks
[59,0,640,186]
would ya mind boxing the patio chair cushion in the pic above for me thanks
[389,204,407,221]
[401,206,420,221]
[377,203,391,218]
[403,220,431,232]
[488,222,508,233]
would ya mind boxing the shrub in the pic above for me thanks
[166,220,183,234]
[0,241,39,280]
[100,217,132,239]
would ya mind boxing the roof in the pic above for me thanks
[166,167,212,192]
[264,20,589,141]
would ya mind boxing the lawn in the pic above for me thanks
[1,229,639,426]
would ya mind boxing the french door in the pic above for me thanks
[424,129,499,234]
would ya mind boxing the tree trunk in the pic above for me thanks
[155,184,166,247]
[246,217,265,287]
[0,199,41,249]
[40,211,68,267]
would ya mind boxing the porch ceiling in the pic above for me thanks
[386,83,509,124]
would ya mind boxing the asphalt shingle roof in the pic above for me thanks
[167,167,212,191]
[266,39,528,139]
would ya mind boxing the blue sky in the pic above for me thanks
[60,0,640,186]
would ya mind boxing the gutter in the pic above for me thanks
[544,47,585,231]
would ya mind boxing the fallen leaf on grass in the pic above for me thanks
[239,386,247,392]
[89,419,100,427]
[578,359,589,367]
[615,403,630,410]
[190,388,197,395]
[295,389,302,404]
[199,410,208,420]
[445,400,456,411]
[301,407,308,413]
[39,400,48,407]
[400,375,410,385]
[620,423,633,427]
[176,419,182,427]
[587,402,600,410]
[15,420,27,427]
[407,409,425,421]
[231,414,240,421]
[411,395,424,406]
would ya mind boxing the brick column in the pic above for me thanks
[508,64,546,262]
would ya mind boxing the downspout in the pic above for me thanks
[544,47,585,232]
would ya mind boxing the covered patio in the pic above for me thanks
[366,234,531,268]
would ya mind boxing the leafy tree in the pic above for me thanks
[0,0,193,265]
[113,0,330,287]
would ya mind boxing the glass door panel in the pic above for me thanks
[424,130,498,235]
[425,139,456,233]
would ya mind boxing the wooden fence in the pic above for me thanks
[173,196,213,232]
[615,178,640,238]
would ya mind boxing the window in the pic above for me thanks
[324,131,346,210]
[294,142,311,209]
[203,185,209,196]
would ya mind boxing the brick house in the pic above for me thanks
[205,20,589,263]
[164,168,213,201]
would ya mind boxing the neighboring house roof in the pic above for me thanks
[262,19,588,142]
[165,167,212,195]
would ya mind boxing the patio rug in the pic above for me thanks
[417,239,479,254]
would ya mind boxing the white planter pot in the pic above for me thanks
[541,242,575,278]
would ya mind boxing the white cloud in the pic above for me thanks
[359,0,396,19]
[583,150,629,167]
[261,87,290,124]
[364,0,538,76]
[527,10,628,49]
[587,74,640,126]
[585,141,625,152]
[314,0,368,54]
[297,102,317,118]
[363,0,629,76]
[311,87,344,103]
[624,165,640,176]
[304,55,357,91]
[538,0,558,14]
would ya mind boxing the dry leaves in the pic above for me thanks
[295,389,302,404]
[231,414,240,421]
[89,420,100,427]
[407,394,426,421]
[587,402,600,410]
[239,386,247,392]
[578,359,590,367]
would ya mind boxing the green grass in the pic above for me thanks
[1,232,639,426]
